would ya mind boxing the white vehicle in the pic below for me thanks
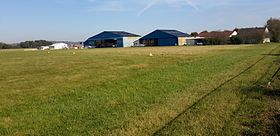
[39,46,50,50]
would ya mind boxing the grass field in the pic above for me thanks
[0,44,280,135]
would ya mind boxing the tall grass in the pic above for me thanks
[0,44,279,135]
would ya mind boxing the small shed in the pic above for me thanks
[138,30,190,46]
[84,31,141,48]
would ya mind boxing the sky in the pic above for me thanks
[0,0,280,43]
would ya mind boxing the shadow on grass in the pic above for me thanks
[262,53,280,57]
[275,114,280,135]
[239,84,280,135]
[263,89,280,97]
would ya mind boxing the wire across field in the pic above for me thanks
[152,46,279,135]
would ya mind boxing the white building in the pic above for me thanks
[49,43,68,50]
[133,39,145,47]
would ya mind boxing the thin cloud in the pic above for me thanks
[184,0,198,10]
[137,0,159,16]
[138,0,198,16]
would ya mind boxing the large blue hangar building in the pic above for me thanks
[138,30,190,46]
[84,31,141,48]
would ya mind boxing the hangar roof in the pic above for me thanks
[140,30,189,40]
[87,31,140,40]
[158,30,190,37]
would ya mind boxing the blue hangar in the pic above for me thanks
[138,30,190,46]
[84,31,141,48]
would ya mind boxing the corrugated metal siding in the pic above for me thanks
[140,30,176,40]
[117,38,123,47]
[158,38,178,46]
[140,30,189,46]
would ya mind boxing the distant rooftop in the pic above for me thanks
[235,27,269,37]
[235,27,267,34]
[198,31,234,38]
[235,27,266,31]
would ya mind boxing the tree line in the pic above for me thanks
[0,40,53,49]
[18,40,53,48]
[0,42,12,49]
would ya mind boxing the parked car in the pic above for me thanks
[86,46,97,49]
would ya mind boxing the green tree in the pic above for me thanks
[0,42,10,49]
[230,36,242,44]
[202,38,227,45]
[266,18,280,42]
[190,32,198,37]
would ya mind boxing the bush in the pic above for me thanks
[230,36,242,44]
[0,42,17,49]
[203,38,229,45]
[18,40,53,48]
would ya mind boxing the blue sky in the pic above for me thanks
[0,0,279,43]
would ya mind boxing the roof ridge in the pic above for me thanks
[156,29,179,31]
[237,27,265,29]
[156,30,189,37]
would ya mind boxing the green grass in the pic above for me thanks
[0,44,280,135]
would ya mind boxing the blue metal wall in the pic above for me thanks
[158,38,178,46]
[140,30,178,46]
[117,38,123,47]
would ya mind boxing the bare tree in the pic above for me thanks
[266,18,280,42]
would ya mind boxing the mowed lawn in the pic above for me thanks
[0,44,280,135]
